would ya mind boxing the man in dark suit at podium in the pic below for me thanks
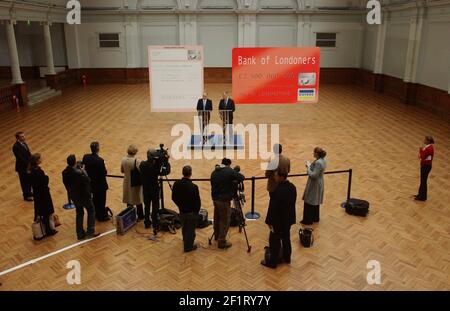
[218,92,235,139]
[196,92,213,142]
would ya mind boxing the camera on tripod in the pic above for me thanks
[232,165,245,206]
[149,143,171,176]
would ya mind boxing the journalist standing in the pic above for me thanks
[12,131,33,201]
[301,147,327,225]
[82,142,110,221]
[414,136,435,201]
[29,153,57,237]
[261,170,296,269]
[62,155,99,240]
[210,158,245,249]
[121,145,144,220]
[139,149,161,229]
[172,166,201,252]
[265,144,291,196]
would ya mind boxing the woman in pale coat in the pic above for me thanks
[121,144,144,220]
[301,147,327,225]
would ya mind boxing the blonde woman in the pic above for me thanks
[121,145,144,220]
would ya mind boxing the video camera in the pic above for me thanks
[150,144,171,176]
[232,165,245,204]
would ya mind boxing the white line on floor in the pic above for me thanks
[0,229,117,277]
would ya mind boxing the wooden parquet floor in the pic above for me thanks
[0,83,449,290]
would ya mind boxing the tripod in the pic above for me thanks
[208,190,252,253]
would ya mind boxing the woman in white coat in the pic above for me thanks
[121,144,144,220]
[301,147,327,225]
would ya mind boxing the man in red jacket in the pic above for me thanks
[414,136,435,201]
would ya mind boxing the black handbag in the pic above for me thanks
[345,198,369,216]
[299,228,314,247]
[130,159,142,187]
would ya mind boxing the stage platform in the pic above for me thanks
[188,134,244,149]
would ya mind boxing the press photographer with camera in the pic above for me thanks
[172,165,201,252]
[261,170,296,269]
[210,158,245,249]
[139,149,161,229]
[62,155,100,240]
[82,141,110,222]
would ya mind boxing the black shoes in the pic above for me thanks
[85,232,101,239]
[414,195,426,201]
[184,244,198,253]
[78,232,100,240]
[46,230,58,237]
[97,216,111,222]
[260,260,277,269]
[218,241,232,249]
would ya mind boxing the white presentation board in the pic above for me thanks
[148,46,204,112]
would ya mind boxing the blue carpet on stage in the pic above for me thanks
[188,134,244,149]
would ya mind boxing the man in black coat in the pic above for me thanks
[218,92,235,139]
[210,158,245,249]
[12,131,33,201]
[139,149,161,229]
[82,142,110,222]
[261,170,297,269]
[62,155,99,240]
[196,92,213,142]
[172,166,201,252]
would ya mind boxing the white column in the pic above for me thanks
[297,15,305,46]
[238,14,256,47]
[64,24,82,68]
[123,18,140,68]
[410,7,425,83]
[356,21,366,68]
[297,15,312,47]
[373,13,388,74]
[43,22,56,75]
[179,14,198,45]
[5,20,23,84]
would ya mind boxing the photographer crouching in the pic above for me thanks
[210,158,245,249]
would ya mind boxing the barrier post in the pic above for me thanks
[245,176,260,220]
[159,177,165,210]
[341,169,353,208]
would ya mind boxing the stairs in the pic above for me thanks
[28,87,61,105]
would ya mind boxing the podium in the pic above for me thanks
[189,109,243,149]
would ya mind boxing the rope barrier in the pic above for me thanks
[104,169,353,220]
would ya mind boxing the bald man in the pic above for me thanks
[196,92,213,142]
